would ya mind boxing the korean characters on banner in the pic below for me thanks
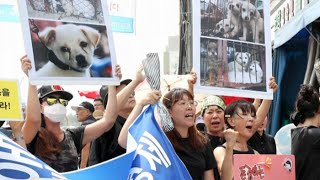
[193,0,273,99]
[0,79,23,121]
[233,155,295,180]
[17,0,119,85]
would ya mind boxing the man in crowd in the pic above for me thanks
[71,101,96,168]
[93,97,105,111]
[88,67,145,166]
[72,101,96,126]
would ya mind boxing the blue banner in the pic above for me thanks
[127,104,192,179]
[0,131,66,179]
[0,104,191,179]
[0,4,19,23]
[63,152,135,180]
[111,16,134,33]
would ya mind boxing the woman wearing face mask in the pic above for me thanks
[20,55,119,172]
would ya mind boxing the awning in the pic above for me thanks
[274,0,320,48]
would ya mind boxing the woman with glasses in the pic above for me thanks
[213,77,277,180]
[162,88,216,180]
[20,55,120,172]
[118,88,216,179]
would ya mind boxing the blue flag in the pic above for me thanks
[127,104,192,179]
[0,131,66,179]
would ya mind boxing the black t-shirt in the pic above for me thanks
[292,126,320,180]
[175,138,215,180]
[206,133,223,180]
[248,131,276,154]
[27,126,85,172]
[207,134,223,150]
[87,115,126,166]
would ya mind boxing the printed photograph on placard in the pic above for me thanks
[194,0,272,99]
[201,0,265,44]
[200,37,266,91]
[17,0,118,85]
[29,19,112,78]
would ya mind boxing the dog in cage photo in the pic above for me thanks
[30,20,103,77]
[200,0,265,43]
[227,42,265,84]
[228,59,263,83]
[200,0,225,36]
[200,39,222,85]
[228,52,250,73]
[27,0,103,23]
[239,1,264,43]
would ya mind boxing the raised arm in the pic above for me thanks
[82,66,122,145]
[187,70,197,97]
[254,77,278,130]
[214,129,238,180]
[20,55,42,144]
[116,65,145,109]
[118,90,161,148]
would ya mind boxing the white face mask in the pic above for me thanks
[43,103,67,123]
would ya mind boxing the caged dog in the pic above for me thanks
[228,52,250,72]
[228,60,262,83]
[206,41,220,85]
[239,2,264,43]
[36,24,101,77]
[214,18,235,38]
[226,0,243,39]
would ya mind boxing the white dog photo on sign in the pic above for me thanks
[30,20,103,77]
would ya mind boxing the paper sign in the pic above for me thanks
[17,0,119,85]
[0,79,22,121]
[234,154,295,180]
[193,0,273,99]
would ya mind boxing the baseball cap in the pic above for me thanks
[201,95,226,116]
[71,101,94,113]
[38,85,73,101]
[100,79,132,107]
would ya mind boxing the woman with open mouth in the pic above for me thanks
[213,77,278,180]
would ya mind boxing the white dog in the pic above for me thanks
[228,60,262,83]
[227,0,243,38]
[228,52,250,72]
[215,18,235,38]
[247,60,263,83]
[36,24,100,77]
[239,2,264,43]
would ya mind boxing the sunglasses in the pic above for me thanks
[44,97,68,106]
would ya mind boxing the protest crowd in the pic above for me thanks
[3,53,314,180]
[1,1,320,180]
